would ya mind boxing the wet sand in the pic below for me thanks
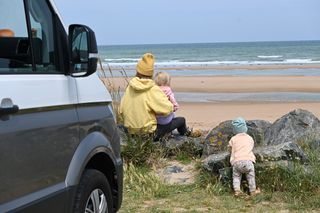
[102,68,320,130]
[176,101,320,131]
[106,76,320,93]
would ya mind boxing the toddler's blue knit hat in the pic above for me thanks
[232,117,248,134]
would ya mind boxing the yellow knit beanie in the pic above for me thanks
[136,53,154,77]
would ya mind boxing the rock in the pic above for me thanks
[264,109,320,145]
[247,120,272,145]
[203,120,271,156]
[203,121,233,156]
[218,167,232,184]
[156,161,197,185]
[254,142,308,163]
[164,165,183,174]
[118,127,204,152]
[309,139,320,150]
[203,142,308,175]
[163,134,204,150]
[203,152,230,174]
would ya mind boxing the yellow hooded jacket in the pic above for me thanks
[120,77,173,134]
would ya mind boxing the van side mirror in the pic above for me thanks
[68,24,98,77]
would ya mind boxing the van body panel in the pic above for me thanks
[0,106,79,205]
[0,0,122,211]
[69,103,123,210]
[0,75,77,109]
[66,132,115,186]
[75,73,112,104]
[0,73,111,110]
[0,101,123,212]
[0,183,67,213]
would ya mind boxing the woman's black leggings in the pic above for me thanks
[154,117,187,141]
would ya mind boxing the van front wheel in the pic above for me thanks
[73,169,113,213]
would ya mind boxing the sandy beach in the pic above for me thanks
[107,75,320,93]
[103,69,320,131]
[176,101,320,131]
[172,75,320,130]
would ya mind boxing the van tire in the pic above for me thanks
[73,169,113,213]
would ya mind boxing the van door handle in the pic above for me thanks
[0,98,19,115]
[0,105,19,115]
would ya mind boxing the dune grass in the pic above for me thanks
[119,161,318,212]
[118,134,320,212]
[98,59,129,124]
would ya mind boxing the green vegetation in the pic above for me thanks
[119,135,320,212]
[121,134,202,167]
[121,135,167,167]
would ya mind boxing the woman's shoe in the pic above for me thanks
[185,127,193,136]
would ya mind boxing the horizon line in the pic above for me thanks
[98,39,320,46]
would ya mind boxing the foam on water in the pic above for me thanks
[104,58,140,62]
[98,40,320,71]
[103,58,320,68]
[257,55,283,59]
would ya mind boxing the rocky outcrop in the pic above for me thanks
[264,109,320,145]
[203,142,308,175]
[203,109,320,174]
[203,120,271,156]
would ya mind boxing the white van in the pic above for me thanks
[0,0,123,212]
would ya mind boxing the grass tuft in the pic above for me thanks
[121,135,167,167]
[124,163,169,199]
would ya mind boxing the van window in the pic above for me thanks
[0,0,61,73]
[0,0,32,72]
[27,0,58,72]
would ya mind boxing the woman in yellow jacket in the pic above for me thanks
[120,53,188,140]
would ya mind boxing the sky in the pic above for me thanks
[54,0,320,45]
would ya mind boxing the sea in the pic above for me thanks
[98,40,320,77]
[98,40,320,102]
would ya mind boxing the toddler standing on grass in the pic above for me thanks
[228,117,261,196]
[154,72,190,141]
